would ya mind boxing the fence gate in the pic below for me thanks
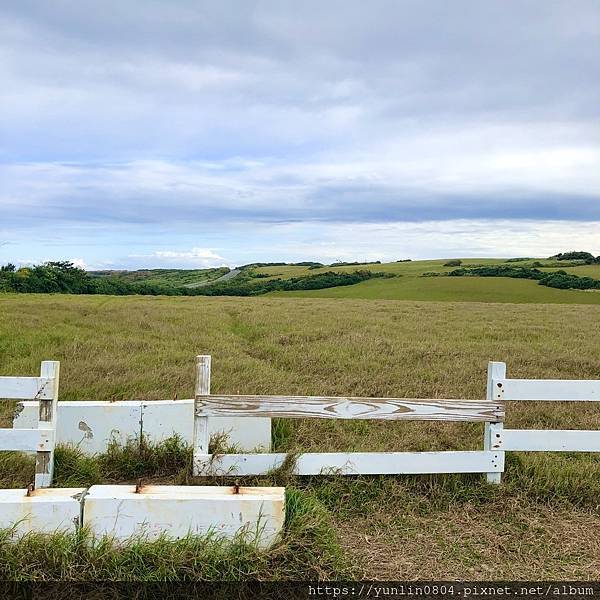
[193,355,505,477]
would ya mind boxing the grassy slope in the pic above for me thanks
[89,267,229,287]
[262,258,600,303]
[1,293,600,579]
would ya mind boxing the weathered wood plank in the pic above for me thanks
[0,377,55,400]
[493,379,600,401]
[192,356,211,457]
[0,428,54,452]
[503,429,600,452]
[194,451,503,476]
[195,395,503,422]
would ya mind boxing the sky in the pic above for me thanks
[1,1,599,270]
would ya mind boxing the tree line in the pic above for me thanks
[0,261,390,296]
[445,265,600,291]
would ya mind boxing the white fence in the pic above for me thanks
[0,361,59,487]
[194,355,599,482]
[3,357,598,486]
[193,355,505,477]
[485,361,600,483]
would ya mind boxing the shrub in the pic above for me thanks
[549,251,600,264]
[443,259,462,267]
[443,265,600,291]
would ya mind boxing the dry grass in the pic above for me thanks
[1,293,599,580]
[339,504,600,579]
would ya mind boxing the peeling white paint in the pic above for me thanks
[14,400,271,454]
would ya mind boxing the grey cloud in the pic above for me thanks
[3,2,600,134]
[1,1,599,239]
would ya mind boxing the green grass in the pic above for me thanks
[273,274,600,303]
[261,258,600,303]
[1,292,599,579]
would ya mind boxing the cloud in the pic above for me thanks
[14,257,88,269]
[128,247,228,268]
[1,1,599,265]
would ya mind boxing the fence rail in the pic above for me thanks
[196,451,503,476]
[492,378,600,401]
[196,395,503,422]
[0,376,55,400]
[487,361,600,482]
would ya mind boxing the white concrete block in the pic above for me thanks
[0,488,85,537]
[83,485,285,548]
[14,400,271,454]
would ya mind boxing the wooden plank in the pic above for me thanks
[503,429,600,452]
[0,428,54,452]
[0,377,54,400]
[493,379,600,401]
[192,356,211,459]
[194,451,504,476]
[196,395,504,422]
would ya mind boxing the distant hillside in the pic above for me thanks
[3,254,599,304]
[88,267,229,288]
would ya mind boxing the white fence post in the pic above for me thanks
[35,360,59,488]
[193,355,211,474]
[485,361,506,484]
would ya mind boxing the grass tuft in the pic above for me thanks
[53,436,192,487]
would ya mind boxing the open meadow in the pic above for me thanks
[1,291,599,580]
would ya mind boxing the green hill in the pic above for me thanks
[264,258,600,304]
[88,267,229,288]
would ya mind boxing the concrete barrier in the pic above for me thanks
[83,485,284,548]
[14,400,271,454]
[0,485,285,548]
[0,488,85,536]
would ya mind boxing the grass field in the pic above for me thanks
[1,292,599,580]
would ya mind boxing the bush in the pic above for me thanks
[549,251,600,264]
[443,265,600,291]
[443,259,462,267]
